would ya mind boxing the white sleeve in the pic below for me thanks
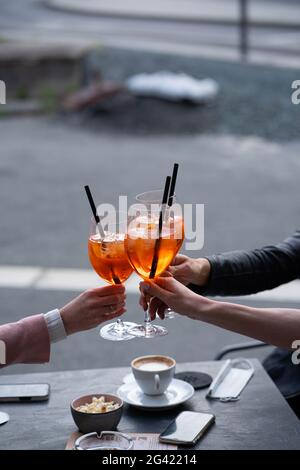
[44,309,67,343]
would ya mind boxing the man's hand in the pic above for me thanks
[167,254,211,286]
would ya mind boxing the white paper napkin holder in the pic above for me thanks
[206,359,254,402]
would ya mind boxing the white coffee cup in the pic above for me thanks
[131,355,176,396]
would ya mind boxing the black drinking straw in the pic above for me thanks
[149,176,171,279]
[84,185,120,284]
[84,185,105,238]
[168,163,179,208]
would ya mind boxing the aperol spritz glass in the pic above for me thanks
[135,190,185,319]
[88,214,137,341]
[125,203,184,338]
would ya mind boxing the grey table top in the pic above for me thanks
[0,360,299,450]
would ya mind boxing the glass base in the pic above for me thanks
[129,323,168,339]
[100,321,137,341]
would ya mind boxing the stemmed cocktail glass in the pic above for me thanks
[125,195,184,338]
[88,214,137,341]
[135,189,185,320]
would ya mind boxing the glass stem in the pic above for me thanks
[112,275,124,331]
[115,318,125,331]
[144,309,153,334]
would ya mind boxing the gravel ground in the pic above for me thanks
[62,47,300,141]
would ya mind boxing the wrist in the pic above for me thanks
[188,293,215,319]
[197,298,251,325]
[195,258,211,286]
[60,305,76,336]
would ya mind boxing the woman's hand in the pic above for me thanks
[140,276,211,321]
[139,255,211,319]
[60,285,126,335]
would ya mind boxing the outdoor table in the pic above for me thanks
[0,360,299,450]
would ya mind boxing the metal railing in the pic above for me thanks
[239,0,249,60]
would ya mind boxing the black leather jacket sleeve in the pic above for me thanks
[189,230,300,297]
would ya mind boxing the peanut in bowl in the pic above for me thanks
[70,394,123,434]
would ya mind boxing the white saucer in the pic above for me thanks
[117,379,194,410]
[122,373,135,384]
[0,411,9,425]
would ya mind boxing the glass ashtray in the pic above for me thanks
[74,431,133,450]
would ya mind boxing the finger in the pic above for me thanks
[167,265,176,276]
[172,254,188,266]
[140,280,171,303]
[104,301,126,315]
[149,297,166,321]
[139,284,152,303]
[138,286,151,311]
[159,271,173,278]
[155,276,178,289]
[167,254,187,276]
[157,304,167,320]
[91,284,125,297]
[95,293,126,307]
[139,294,148,311]
[104,307,126,321]
[149,297,158,321]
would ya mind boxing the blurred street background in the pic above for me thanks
[1,0,300,375]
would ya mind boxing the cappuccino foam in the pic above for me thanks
[134,356,174,372]
[138,362,169,372]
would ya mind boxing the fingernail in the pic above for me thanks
[142,283,150,292]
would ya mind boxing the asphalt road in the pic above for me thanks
[1,0,300,57]
[1,117,300,269]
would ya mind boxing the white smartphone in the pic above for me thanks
[0,384,50,402]
[159,411,215,446]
